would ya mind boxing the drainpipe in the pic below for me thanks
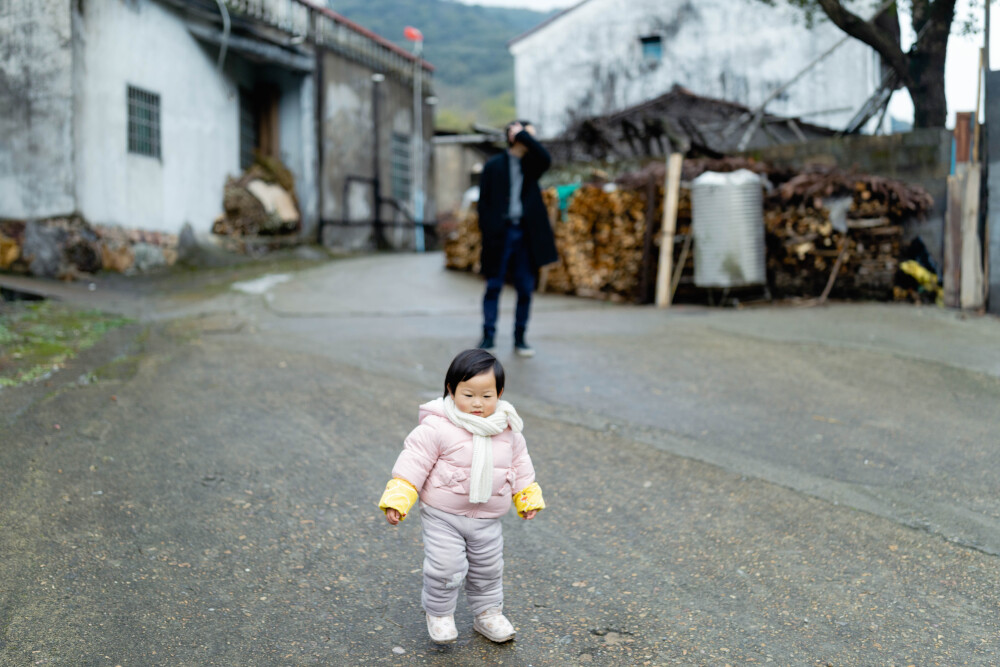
[371,73,386,249]
[212,0,230,73]
[314,18,324,244]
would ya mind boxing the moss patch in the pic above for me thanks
[0,302,132,388]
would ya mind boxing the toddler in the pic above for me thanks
[378,349,545,644]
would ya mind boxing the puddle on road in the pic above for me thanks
[231,273,292,295]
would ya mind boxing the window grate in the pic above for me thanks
[391,133,411,204]
[127,85,161,158]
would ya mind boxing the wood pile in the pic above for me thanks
[442,206,481,273]
[541,186,646,300]
[765,169,934,300]
[214,156,301,238]
[441,158,935,304]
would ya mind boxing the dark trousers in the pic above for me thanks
[483,225,534,339]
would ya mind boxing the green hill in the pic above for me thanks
[327,0,555,129]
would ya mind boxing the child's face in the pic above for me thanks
[450,370,501,418]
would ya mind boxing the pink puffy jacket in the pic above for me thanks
[392,398,537,519]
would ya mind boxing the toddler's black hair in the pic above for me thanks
[443,349,505,398]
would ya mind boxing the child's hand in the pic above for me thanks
[386,509,401,525]
[521,510,538,520]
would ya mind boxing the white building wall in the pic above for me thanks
[0,0,76,218]
[511,0,880,138]
[73,0,239,233]
[289,74,318,232]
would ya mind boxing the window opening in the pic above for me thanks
[127,85,161,158]
[640,35,663,62]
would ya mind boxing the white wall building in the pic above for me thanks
[1,0,315,234]
[509,0,884,138]
[1,0,434,245]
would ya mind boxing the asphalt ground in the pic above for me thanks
[2,253,1000,665]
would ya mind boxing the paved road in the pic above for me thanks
[2,252,1000,665]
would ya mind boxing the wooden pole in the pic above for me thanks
[960,164,985,309]
[655,152,684,308]
[670,231,693,300]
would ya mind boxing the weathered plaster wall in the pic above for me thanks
[0,0,76,218]
[511,0,880,138]
[434,143,489,216]
[72,0,240,233]
[320,52,433,250]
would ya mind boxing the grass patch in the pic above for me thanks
[0,302,132,388]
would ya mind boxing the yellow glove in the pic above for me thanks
[378,478,419,521]
[513,482,546,518]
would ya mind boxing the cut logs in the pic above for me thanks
[440,159,935,304]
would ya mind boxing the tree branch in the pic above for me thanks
[815,0,914,88]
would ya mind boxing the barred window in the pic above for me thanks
[127,85,161,158]
[391,133,411,204]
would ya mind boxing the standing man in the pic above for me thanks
[476,121,558,357]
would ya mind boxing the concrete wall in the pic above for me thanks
[0,0,76,218]
[72,0,239,233]
[434,143,492,216]
[510,0,880,138]
[319,51,434,251]
[746,129,953,268]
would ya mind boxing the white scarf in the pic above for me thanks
[442,395,523,503]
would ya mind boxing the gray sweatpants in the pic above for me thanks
[419,503,504,616]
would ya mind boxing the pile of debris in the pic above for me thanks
[214,156,301,239]
[0,217,178,280]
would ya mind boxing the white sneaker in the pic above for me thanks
[426,613,458,644]
[473,607,516,642]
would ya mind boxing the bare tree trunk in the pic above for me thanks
[815,0,956,129]
[907,0,954,128]
[908,51,948,128]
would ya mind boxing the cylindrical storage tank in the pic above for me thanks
[691,169,766,288]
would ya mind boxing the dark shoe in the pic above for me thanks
[514,339,535,358]
[478,335,496,351]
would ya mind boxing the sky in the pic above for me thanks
[455,0,993,129]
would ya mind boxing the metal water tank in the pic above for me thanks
[691,169,766,288]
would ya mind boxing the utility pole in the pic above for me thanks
[405,26,425,252]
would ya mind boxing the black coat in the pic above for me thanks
[477,131,559,277]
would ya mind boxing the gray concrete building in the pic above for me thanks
[0,0,434,249]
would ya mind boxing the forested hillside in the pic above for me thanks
[328,0,555,128]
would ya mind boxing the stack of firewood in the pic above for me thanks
[541,186,647,301]
[443,206,482,273]
[764,170,933,300]
[441,160,934,304]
